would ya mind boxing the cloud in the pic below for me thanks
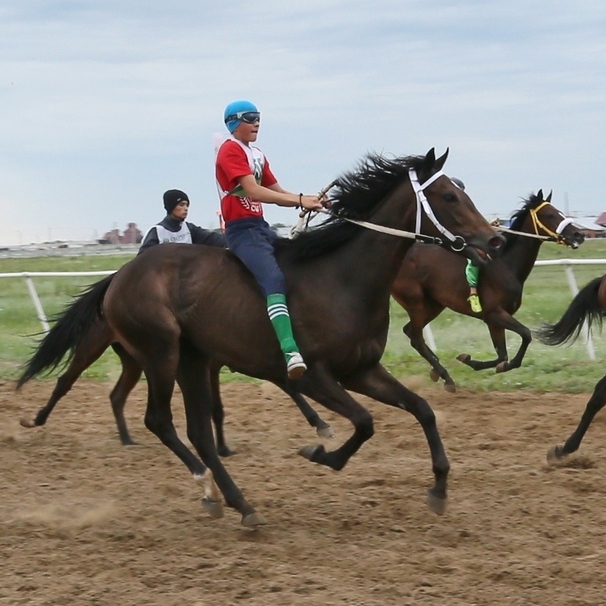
[2,0,606,245]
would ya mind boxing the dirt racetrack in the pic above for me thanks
[2,377,606,606]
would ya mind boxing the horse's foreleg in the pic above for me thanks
[548,375,606,462]
[457,314,511,372]
[341,363,449,515]
[178,352,263,527]
[295,365,375,472]
[110,343,143,446]
[403,322,456,392]
[492,319,531,373]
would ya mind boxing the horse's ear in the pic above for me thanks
[547,190,553,202]
[434,148,449,172]
[424,148,436,166]
[537,189,543,201]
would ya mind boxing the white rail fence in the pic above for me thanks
[0,270,114,332]
[2,259,606,358]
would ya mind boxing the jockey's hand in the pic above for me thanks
[300,194,324,211]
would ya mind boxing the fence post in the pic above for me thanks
[24,275,50,333]
[423,325,437,352]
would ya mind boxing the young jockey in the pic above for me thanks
[138,189,225,255]
[215,99,324,379]
[451,178,482,313]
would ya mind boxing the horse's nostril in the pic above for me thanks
[489,236,505,251]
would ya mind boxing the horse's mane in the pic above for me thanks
[275,153,427,262]
[501,192,544,249]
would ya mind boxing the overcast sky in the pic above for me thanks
[1,0,605,245]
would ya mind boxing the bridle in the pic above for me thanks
[292,169,471,251]
[498,201,574,244]
[409,169,465,251]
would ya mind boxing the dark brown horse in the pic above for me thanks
[18,313,334,453]
[391,191,584,391]
[536,274,606,461]
[17,149,504,526]
[18,191,582,446]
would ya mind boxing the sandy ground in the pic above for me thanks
[2,377,606,606]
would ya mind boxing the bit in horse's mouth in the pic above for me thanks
[471,246,492,263]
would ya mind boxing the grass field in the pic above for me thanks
[2,241,606,393]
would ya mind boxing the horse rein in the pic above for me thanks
[291,169,473,248]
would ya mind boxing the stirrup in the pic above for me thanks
[286,352,307,380]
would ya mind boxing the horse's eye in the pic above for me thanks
[443,192,458,203]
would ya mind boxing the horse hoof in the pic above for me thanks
[429,369,440,383]
[547,445,565,463]
[495,362,509,373]
[19,417,35,428]
[201,498,225,519]
[456,354,471,364]
[426,491,448,516]
[218,446,236,458]
[242,511,268,527]
[317,425,335,439]
[298,444,322,462]
[444,383,456,393]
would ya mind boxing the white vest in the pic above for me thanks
[150,222,192,244]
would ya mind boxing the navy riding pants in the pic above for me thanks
[225,217,287,297]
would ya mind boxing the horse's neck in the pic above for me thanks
[309,185,418,306]
[344,186,418,285]
[502,222,543,283]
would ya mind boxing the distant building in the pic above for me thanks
[571,217,606,238]
[99,223,143,245]
[122,222,142,244]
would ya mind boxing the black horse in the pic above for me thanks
[17,149,504,526]
[536,274,606,461]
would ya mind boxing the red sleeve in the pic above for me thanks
[217,141,252,183]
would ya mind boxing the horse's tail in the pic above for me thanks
[535,276,605,346]
[16,274,115,389]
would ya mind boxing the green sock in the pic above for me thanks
[266,293,299,355]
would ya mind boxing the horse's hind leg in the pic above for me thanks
[403,321,456,392]
[208,363,235,457]
[109,343,143,446]
[140,339,223,518]
[178,349,263,527]
[548,375,606,462]
[20,327,112,429]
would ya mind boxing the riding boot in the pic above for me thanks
[266,293,307,379]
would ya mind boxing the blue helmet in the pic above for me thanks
[224,99,258,133]
[451,177,465,190]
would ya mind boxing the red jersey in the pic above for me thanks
[215,138,278,223]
